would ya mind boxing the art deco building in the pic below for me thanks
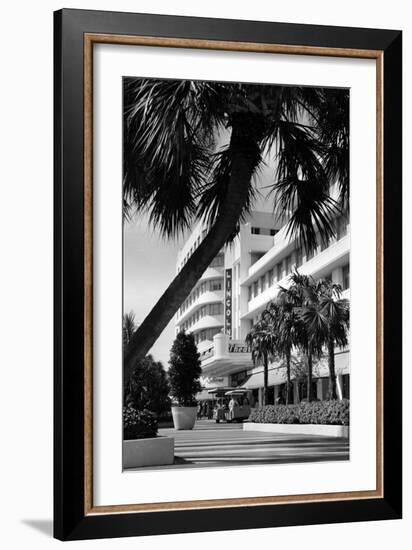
[175,208,350,406]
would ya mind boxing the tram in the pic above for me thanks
[207,387,251,423]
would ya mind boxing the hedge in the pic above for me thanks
[123,406,158,439]
[248,399,349,426]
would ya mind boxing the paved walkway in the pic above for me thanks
[155,419,349,469]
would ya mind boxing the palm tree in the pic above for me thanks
[301,279,349,399]
[277,271,323,402]
[245,320,278,406]
[123,79,349,381]
[262,300,303,405]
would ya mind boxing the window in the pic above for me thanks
[270,229,278,236]
[276,262,283,281]
[251,227,261,235]
[268,269,274,286]
[210,280,222,291]
[210,254,224,268]
[285,254,292,274]
[209,303,222,316]
[259,276,264,293]
[342,264,350,290]
[248,286,252,301]
[250,252,264,265]
[209,327,221,340]
[253,281,258,298]
[295,247,303,267]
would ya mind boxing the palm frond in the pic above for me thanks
[314,88,350,210]
[123,78,223,237]
[266,120,338,253]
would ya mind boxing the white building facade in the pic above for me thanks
[175,210,350,406]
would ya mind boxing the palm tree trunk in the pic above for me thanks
[263,352,269,406]
[327,335,338,400]
[285,349,292,405]
[124,117,263,383]
[307,350,314,402]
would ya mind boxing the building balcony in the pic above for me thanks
[189,315,224,334]
[199,266,224,281]
[242,224,350,287]
[243,235,350,319]
[176,290,223,324]
[242,224,294,283]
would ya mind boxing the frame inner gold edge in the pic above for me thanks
[83,33,384,515]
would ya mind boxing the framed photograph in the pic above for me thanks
[54,8,402,541]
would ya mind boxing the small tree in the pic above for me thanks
[125,355,171,416]
[168,331,202,407]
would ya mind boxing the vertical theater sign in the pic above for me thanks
[224,268,232,337]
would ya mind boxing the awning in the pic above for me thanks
[241,351,350,390]
[195,389,215,401]
[241,367,287,390]
[225,388,250,396]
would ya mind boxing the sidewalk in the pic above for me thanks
[154,419,349,469]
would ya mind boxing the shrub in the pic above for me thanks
[123,406,158,440]
[248,399,349,426]
[125,354,171,416]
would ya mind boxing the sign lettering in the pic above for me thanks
[224,268,232,337]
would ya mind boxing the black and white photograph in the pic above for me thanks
[122,77,350,471]
[0,0,405,545]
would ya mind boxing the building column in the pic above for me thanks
[317,378,324,401]
[213,333,229,359]
[336,375,343,400]
[293,381,300,404]
[258,388,263,407]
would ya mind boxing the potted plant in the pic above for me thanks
[168,331,202,430]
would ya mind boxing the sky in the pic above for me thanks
[123,214,188,366]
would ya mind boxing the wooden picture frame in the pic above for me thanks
[54,8,402,541]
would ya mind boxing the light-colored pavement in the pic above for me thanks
[156,419,349,469]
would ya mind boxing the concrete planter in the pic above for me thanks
[123,436,174,469]
[244,422,349,438]
[171,406,197,430]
